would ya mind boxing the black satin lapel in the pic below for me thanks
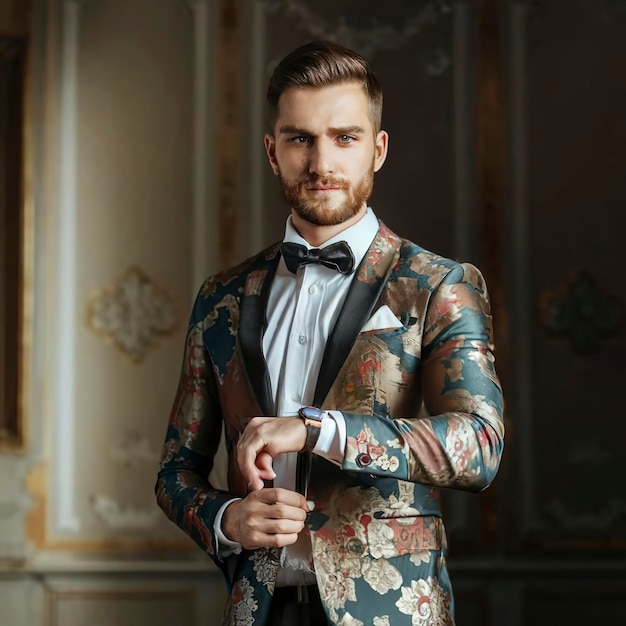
[313,232,401,407]
[238,260,279,416]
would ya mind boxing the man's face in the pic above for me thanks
[264,83,388,227]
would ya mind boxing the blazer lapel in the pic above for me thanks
[313,222,402,407]
[238,248,281,416]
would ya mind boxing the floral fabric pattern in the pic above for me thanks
[155,222,504,625]
[396,577,454,626]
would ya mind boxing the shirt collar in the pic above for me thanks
[282,207,379,271]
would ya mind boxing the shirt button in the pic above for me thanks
[308,285,318,295]
[298,335,307,345]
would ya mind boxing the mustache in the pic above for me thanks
[300,175,349,189]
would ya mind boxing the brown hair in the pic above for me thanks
[266,41,383,132]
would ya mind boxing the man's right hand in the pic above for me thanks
[221,488,310,550]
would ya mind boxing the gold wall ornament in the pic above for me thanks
[86,267,179,363]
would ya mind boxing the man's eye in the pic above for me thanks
[338,135,353,143]
[291,136,309,144]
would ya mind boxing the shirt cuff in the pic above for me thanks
[214,498,243,557]
[313,410,346,463]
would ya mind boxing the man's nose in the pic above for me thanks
[308,140,334,176]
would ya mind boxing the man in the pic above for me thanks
[156,41,504,626]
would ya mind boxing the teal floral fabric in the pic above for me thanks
[156,222,504,625]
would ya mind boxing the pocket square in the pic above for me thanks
[361,305,404,332]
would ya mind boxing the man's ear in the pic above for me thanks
[264,134,279,175]
[373,130,389,173]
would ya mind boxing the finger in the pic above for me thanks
[244,492,307,523]
[241,449,276,491]
[258,488,309,510]
[236,494,306,550]
[245,491,308,523]
[237,435,266,492]
[255,451,276,480]
[241,531,301,550]
[245,451,275,493]
[253,517,306,535]
[246,474,264,493]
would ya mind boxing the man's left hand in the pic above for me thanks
[237,417,307,491]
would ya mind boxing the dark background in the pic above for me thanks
[252,1,626,623]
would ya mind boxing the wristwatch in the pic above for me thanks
[298,406,324,452]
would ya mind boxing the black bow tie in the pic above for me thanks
[280,241,355,275]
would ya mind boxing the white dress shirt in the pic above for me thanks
[214,207,380,582]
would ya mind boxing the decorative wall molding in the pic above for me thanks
[539,271,622,358]
[507,0,536,536]
[86,267,178,363]
[215,0,243,269]
[109,431,160,467]
[544,499,626,532]
[45,589,195,626]
[452,1,473,264]
[423,46,450,76]
[25,461,191,550]
[247,0,268,255]
[90,495,161,530]
[52,0,83,534]
[262,0,451,59]
[188,0,217,290]
[440,1,473,538]
[568,440,611,466]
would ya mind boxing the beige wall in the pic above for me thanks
[1,0,227,623]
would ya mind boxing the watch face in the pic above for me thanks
[299,406,323,421]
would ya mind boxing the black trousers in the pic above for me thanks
[268,585,329,626]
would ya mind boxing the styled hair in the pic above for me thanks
[266,41,383,132]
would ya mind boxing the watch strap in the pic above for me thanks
[298,406,323,452]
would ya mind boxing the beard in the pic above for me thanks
[278,165,374,227]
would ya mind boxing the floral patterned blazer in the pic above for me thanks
[156,222,504,626]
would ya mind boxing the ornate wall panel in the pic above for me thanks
[0,0,36,563]
[40,569,226,626]
[36,0,217,550]
[505,0,626,550]
[46,590,193,626]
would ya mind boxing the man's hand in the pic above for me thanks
[237,416,307,491]
[222,488,310,550]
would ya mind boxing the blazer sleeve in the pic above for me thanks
[340,262,505,492]
[154,300,235,574]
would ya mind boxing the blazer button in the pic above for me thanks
[356,453,372,467]
[347,537,364,555]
